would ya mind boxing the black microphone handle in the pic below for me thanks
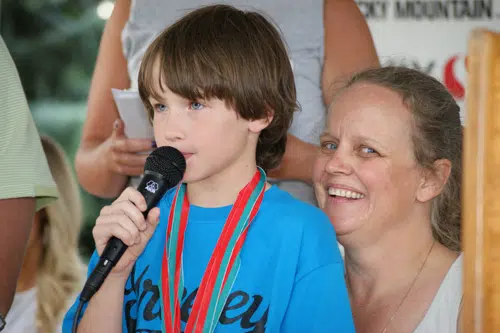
[80,170,172,302]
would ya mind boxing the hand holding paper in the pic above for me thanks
[107,88,154,178]
[106,119,152,176]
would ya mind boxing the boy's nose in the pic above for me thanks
[161,111,186,142]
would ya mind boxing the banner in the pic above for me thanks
[356,0,500,122]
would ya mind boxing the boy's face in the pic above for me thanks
[148,80,269,185]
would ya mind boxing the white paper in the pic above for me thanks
[111,88,154,139]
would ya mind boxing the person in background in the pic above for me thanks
[4,136,86,333]
[314,66,463,333]
[74,0,379,206]
[0,35,58,331]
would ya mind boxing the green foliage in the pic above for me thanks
[2,0,106,101]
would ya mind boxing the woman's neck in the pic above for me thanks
[343,224,436,305]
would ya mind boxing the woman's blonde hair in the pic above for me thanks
[37,136,85,333]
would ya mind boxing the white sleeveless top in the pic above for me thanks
[4,287,80,333]
[413,253,463,333]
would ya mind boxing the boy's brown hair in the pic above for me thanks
[138,4,298,171]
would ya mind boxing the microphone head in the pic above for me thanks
[144,146,186,185]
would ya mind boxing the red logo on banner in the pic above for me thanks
[443,55,465,100]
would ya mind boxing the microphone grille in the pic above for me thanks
[144,146,186,185]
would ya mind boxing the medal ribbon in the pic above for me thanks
[160,168,266,333]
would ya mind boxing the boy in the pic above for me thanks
[63,5,354,333]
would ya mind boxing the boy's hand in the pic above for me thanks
[93,187,160,278]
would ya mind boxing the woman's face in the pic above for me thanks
[313,83,425,245]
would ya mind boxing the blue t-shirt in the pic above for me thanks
[63,185,355,333]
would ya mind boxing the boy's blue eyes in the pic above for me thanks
[153,102,205,112]
[155,104,167,112]
[190,102,204,110]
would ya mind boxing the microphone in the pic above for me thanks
[79,146,186,303]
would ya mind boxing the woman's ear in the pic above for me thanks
[416,159,452,203]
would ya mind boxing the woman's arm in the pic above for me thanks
[267,134,317,184]
[0,198,36,316]
[269,1,379,183]
[322,0,380,105]
[75,0,151,198]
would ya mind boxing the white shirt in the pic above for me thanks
[4,288,39,333]
[4,287,69,333]
[413,253,463,333]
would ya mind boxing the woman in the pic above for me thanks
[314,66,462,333]
[74,0,379,205]
[5,136,86,333]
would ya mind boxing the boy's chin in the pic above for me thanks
[180,171,203,185]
